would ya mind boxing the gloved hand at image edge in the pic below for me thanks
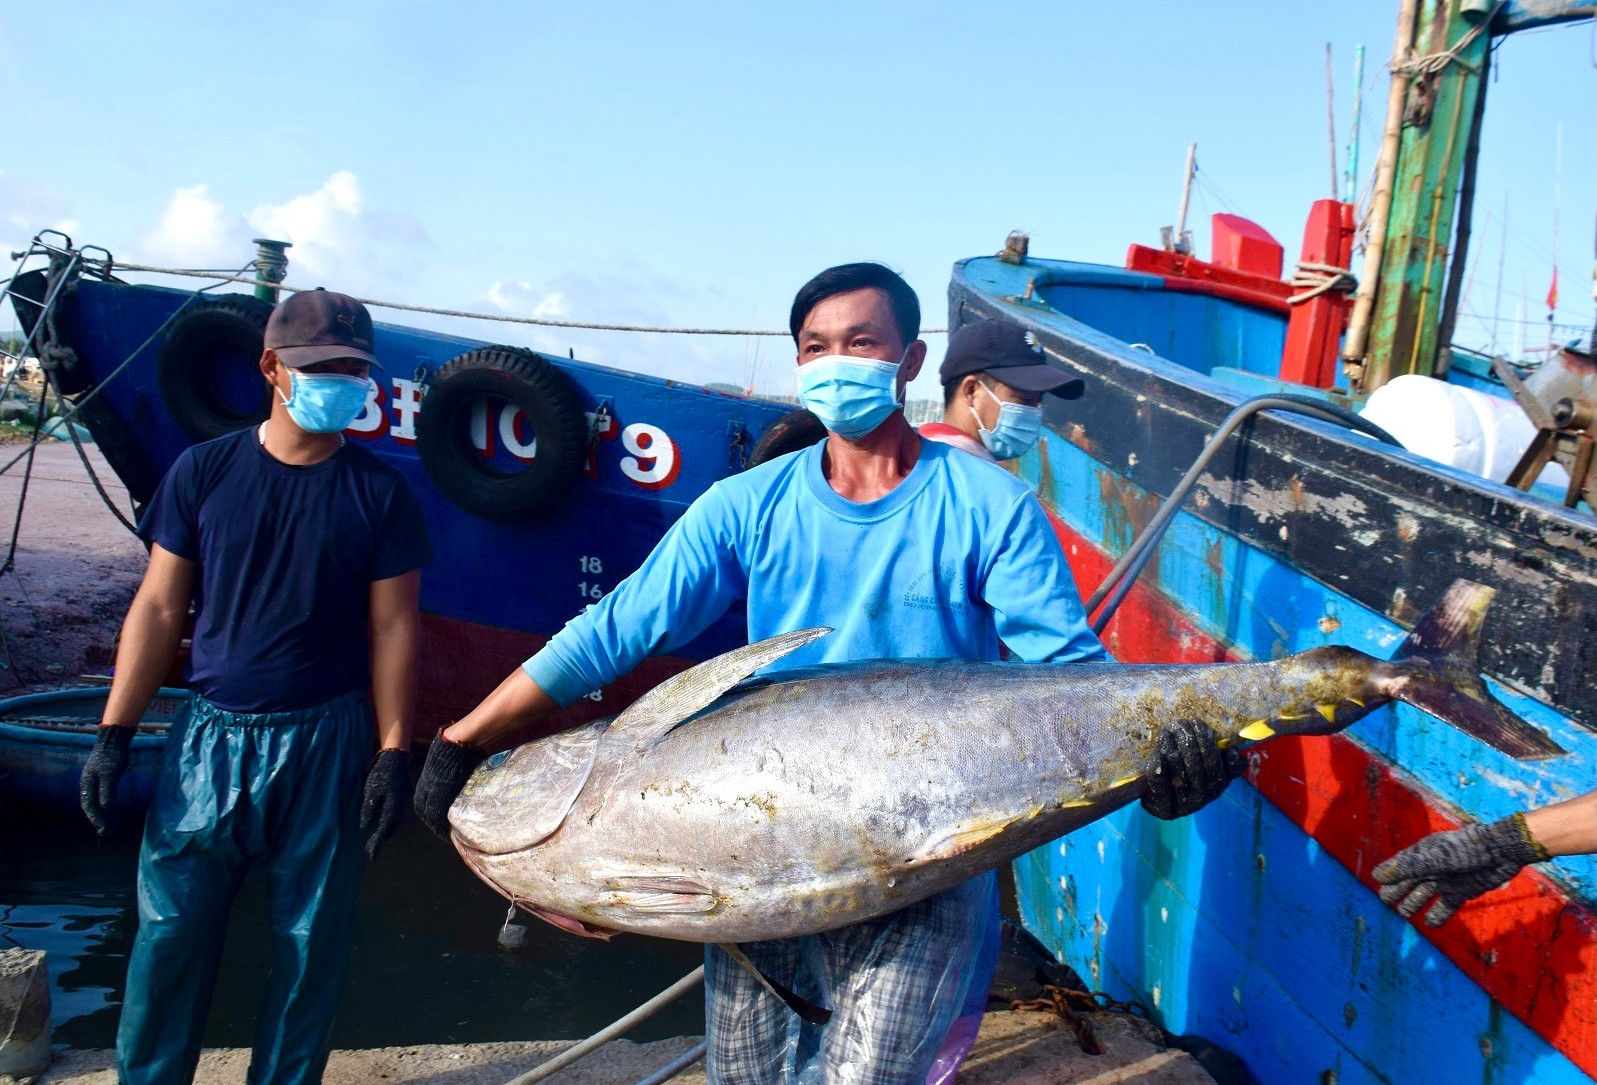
[360,748,413,860]
[1140,717,1242,821]
[80,724,135,834]
[413,732,486,839]
[1372,812,1550,927]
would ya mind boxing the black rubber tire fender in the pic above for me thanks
[749,408,827,467]
[416,347,587,522]
[156,295,274,442]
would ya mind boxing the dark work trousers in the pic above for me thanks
[116,688,371,1085]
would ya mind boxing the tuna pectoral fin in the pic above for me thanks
[717,943,832,1025]
[609,627,833,751]
[602,875,719,915]
[909,812,1028,865]
[1381,580,1566,761]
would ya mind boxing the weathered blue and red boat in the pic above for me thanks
[955,3,1596,1081]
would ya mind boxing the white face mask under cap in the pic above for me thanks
[975,381,1044,460]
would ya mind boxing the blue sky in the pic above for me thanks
[3,2,1592,399]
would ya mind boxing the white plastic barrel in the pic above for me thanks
[1359,374,1570,490]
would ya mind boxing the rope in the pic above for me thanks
[64,407,139,536]
[1387,2,1503,78]
[110,263,950,337]
[1,382,48,578]
[1009,985,1151,1057]
[1288,261,1358,305]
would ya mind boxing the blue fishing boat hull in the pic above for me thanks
[47,278,796,740]
[950,253,1597,1082]
[0,687,189,817]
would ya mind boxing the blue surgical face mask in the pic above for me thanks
[278,371,373,434]
[976,381,1044,460]
[797,352,905,440]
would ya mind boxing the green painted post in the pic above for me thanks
[1362,0,1492,390]
[251,239,291,304]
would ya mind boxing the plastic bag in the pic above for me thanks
[706,872,999,1085]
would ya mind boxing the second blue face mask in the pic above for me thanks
[975,382,1044,460]
[797,354,904,440]
[279,371,374,434]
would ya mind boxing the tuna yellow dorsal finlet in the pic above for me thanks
[1316,704,1338,723]
[1238,721,1276,741]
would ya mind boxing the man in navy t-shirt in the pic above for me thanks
[79,289,432,1085]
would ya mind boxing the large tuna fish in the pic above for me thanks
[448,580,1562,944]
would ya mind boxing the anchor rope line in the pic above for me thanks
[0,259,254,479]
[111,263,950,337]
[1387,2,1504,79]
[1288,261,1358,305]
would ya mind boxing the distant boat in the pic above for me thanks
[0,687,188,816]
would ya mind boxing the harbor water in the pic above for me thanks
[0,810,708,1050]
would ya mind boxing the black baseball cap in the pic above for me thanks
[939,320,1084,398]
[264,288,379,368]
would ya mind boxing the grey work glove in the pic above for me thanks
[1372,813,1549,927]
[1141,717,1242,821]
[360,749,413,860]
[80,725,135,835]
[413,733,485,840]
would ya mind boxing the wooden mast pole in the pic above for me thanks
[1340,0,1419,377]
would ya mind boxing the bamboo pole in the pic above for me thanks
[1342,0,1421,370]
[1173,142,1197,252]
[1325,44,1339,198]
[1346,45,1366,205]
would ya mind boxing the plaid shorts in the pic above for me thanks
[704,876,992,1085]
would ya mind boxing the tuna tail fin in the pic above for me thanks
[1378,580,1565,761]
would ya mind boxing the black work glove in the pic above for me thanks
[360,749,413,860]
[413,733,486,840]
[80,725,135,835]
[1372,813,1549,927]
[1141,717,1242,821]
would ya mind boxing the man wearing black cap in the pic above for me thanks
[79,289,432,1085]
[921,320,1084,462]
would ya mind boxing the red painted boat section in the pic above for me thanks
[1041,503,1597,1076]
[416,612,692,746]
[1124,244,1292,315]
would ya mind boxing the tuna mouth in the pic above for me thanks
[451,835,619,941]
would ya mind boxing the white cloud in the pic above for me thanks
[127,171,430,295]
[487,280,570,318]
[247,171,363,278]
[138,183,250,268]
[467,269,787,392]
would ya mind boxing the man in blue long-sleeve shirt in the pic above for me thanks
[415,263,1233,1085]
